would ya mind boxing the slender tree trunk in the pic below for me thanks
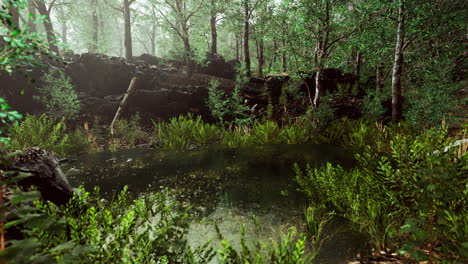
[183,37,193,77]
[90,0,99,52]
[210,0,218,54]
[268,40,278,72]
[110,77,139,135]
[27,0,37,32]
[150,24,156,56]
[243,0,251,77]
[36,0,59,54]
[313,67,322,108]
[391,0,405,122]
[354,50,361,77]
[123,0,133,61]
[235,36,240,61]
[282,38,287,72]
[376,64,384,91]
[61,20,67,44]
[257,38,264,77]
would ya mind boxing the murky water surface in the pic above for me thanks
[63,144,366,263]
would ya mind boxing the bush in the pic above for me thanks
[111,113,147,148]
[5,114,90,156]
[34,68,80,120]
[361,89,387,122]
[155,114,221,150]
[207,71,251,126]
[294,127,468,260]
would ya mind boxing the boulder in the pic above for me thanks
[199,53,239,79]
[133,54,160,66]
[3,147,74,205]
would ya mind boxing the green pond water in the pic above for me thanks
[63,143,367,263]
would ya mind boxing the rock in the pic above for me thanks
[133,54,160,66]
[199,53,239,79]
[2,147,74,205]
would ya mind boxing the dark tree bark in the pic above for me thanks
[210,0,217,54]
[243,0,251,77]
[235,36,240,61]
[90,0,99,52]
[123,0,133,61]
[391,0,405,121]
[33,0,59,55]
[376,64,384,91]
[257,38,264,77]
[282,38,287,72]
[354,50,361,77]
[267,40,278,72]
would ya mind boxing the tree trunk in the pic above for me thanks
[90,0,99,52]
[391,0,405,122]
[110,77,139,135]
[376,64,384,91]
[34,0,59,55]
[235,36,240,61]
[61,20,67,44]
[268,40,278,72]
[123,0,133,61]
[257,38,264,77]
[282,38,287,72]
[183,38,193,77]
[27,0,37,32]
[150,24,156,56]
[210,0,217,54]
[313,67,322,108]
[354,50,361,77]
[243,0,251,77]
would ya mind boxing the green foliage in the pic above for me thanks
[206,70,251,126]
[0,0,52,74]
[303,95,335,128]
[155,114,221,150]
[361,89,387,122]
[295,126,468,260]
[217,225,311,264]
[34,68,80,120]
[251,120,282,145]
[0,97,23,144]
[281,122,312,145]
[5,114,90,155]
[111,113,147,147]
[405,64,464,128]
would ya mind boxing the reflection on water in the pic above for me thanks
[63,144,365,263]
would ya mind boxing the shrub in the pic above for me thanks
[207,70,251,126]
[2,186,215,264]
[251,120,282,145]
[361,89,387,122]
[34,68,80,120]
[281,123,312,145]
[111,113,147,148]
[155,114,221,150]
[294,128,468,261]
[5,114,91,156]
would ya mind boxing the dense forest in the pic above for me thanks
[0,0,467,263]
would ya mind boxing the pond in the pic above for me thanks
[63,143,367,264]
